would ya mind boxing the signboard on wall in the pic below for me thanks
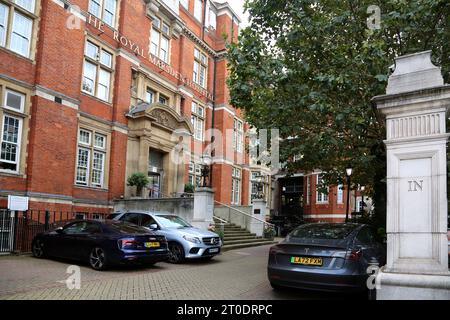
[7,195,29,211]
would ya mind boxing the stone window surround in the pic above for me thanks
[81,36,116,104]
[133,70,178,112]
[190,100,204,141]
[150,13,172,64]
[74,117,112,190]
[193,0,202,22]
[233,118,243,153]
[0,79,30,177]
[0,0,41,61]
[87,0,121,30]
[193,46,208,89]
[231,166,241,205]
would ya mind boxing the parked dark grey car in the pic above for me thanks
[267,223,386,293]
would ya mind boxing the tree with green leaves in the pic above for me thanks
[227,0,449,231]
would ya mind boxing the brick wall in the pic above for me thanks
[0,0,246,213]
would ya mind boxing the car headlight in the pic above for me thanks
[183,235,201,244]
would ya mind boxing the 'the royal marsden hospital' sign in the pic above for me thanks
[88,15,214,101]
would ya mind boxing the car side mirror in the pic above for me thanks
[55,227,64,234]
[148,223,159,230]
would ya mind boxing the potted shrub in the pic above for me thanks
[127,172,150,197]
[184,183,195,193]
[263,225,276,240]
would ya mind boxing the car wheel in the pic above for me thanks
[89,247,108,271]
[168,243,185,264]
[32,239,45,258]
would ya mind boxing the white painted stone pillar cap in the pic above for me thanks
[386,51,444,95]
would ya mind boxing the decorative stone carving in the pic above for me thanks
[150,109,178,130]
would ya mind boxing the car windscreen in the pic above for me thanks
[106,213,120,220]
[107,222,150,234]
[290,224,356,240]
[155,215,192,229]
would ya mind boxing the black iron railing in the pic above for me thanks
[0,210,109,253]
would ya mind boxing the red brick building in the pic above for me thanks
[0,0,252,214]
[272,173,358,223]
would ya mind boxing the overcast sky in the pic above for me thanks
[215,0,250,28]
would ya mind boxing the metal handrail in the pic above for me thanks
[214,200,275,228]
[213,216,228,224]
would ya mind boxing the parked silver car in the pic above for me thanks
[112,211,222,263]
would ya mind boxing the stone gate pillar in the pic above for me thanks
[250,199,266,237]
[373,51,450,299]
[192,187,214,230]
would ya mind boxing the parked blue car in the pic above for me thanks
[32,220,169,270]
[112,211,222,263]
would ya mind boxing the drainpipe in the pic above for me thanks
[202,0,207,41]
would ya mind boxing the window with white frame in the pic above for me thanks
[231,167,241,205]
[150,16,170,63]
[208,8,216,29]
[0,114,22,172]
[233,119,243,152]
[0,1,35,58]
[0,88,26,173]
[337,184,344,204]
[92,213,104,221]
[159,94,169,105]
[88,0,118,28]
[4,89,25,112]
[193,48,207,88]
[191,102,204,141]
[74,212,86,220]
[145,87,155,103]
[193,0,202,21]
[82,41,114,102]
[316,175,329,203]
[76,128,107,188]
[180,0,189,9]
[188,161,201,187]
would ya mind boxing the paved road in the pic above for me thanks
[0,245,366,300]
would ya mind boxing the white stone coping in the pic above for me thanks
[377,269,450,290]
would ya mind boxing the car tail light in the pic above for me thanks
[346,249,362,261]
[118,238,140,249]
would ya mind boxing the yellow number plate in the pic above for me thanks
[145,242,160,248]
[290,256,323,266]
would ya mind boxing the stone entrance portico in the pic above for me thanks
[125,102,193,198]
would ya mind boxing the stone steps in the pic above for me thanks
[214,220,278,251]
[223,238,268,245]
[223,235,258,241]
[223,231,255,236]
[223,227,246,232]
